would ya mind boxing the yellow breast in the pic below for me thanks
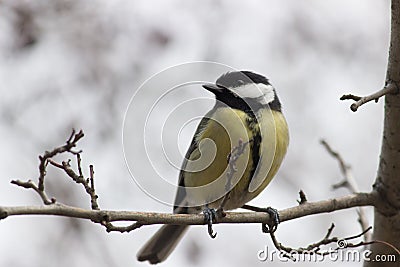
[182,107,289,210]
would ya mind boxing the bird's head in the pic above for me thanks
[202,71,281,112]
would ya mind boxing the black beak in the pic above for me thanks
[202,83,226,94]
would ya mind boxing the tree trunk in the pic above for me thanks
[366,1,400,266]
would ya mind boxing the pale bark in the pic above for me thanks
[366,1,400,266]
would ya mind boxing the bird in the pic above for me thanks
[137,70,289,264]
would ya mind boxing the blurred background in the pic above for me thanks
[0,0,389,266]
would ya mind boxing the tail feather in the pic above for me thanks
[137,225,188,264]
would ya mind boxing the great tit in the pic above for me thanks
[137,71,289,264]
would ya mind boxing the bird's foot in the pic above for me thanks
[261,207,280,233]
[203,207,217,238]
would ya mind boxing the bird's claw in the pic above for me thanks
[262,207,280,233]
[203,207,217,238]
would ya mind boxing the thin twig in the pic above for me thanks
[89,165,98,210]
[268,223,377,261]
[297,190,308,205]
[320,139,371,242]
[10,180,55,205]
[12,129,85,205]
[344,226,373,241]
[47,158,99,210]
[101,221,143,233]
[340,82,399,112]
[77,153,83,177]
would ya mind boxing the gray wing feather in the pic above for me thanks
[173,115,211,213]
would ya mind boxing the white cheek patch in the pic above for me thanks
[232,83,275,104]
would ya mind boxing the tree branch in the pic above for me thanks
[10,179,55,205]
[38,129,84,191]
[47,157,99,210]
[340,82,398,112]
[269,223,375,261]
[367,0,400,265]
[12,129,85,205]
[3,129,389,265]
[0,192,377,226]
[320,139,371,242]
[4,130,378,235]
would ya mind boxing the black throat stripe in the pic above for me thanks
[245,114,262,190]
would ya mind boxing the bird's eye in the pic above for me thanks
[238,79,244,85]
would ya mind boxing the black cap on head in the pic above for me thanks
[216,71,270,88]
[203,71,281,113]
